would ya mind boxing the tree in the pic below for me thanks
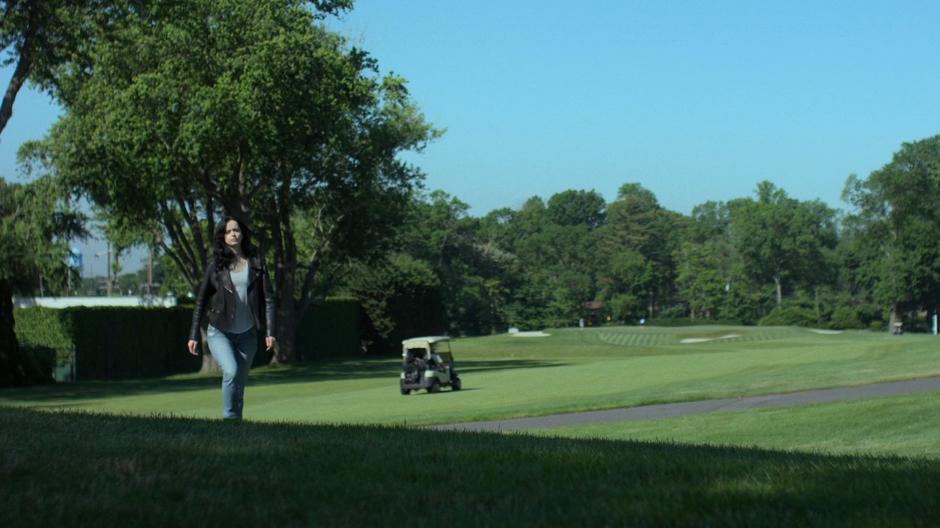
[0,175,84,385]
[545,189,606,229]
[675,241,727,320]
[0,0,121,134]
[398,191,514,334]
[842,135,940,327]
[673,201,740,319]
[600,183,685,319]
[40,0,436,362]
[729,182,836,307]
[340,253,443,350]
[604,249,653,320]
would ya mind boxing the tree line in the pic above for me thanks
[2,1,940,374]
[339,143,940,349]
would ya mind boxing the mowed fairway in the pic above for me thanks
[2,326,939,427]
[530,390,940,460]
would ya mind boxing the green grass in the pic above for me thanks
[5,326,940,524]
[2,407,940,527]
[528,391,940,460]
[1,326,938,426]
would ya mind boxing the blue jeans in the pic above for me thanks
[206,325,257,419]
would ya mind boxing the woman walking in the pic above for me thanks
[187,216,276,419]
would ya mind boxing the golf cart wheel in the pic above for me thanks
[452,378,462,391]
[428,380,441,393]
[400,387,411,395]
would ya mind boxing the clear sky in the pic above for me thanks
[5,0,940,274]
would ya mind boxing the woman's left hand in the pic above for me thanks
[265,336,277,351]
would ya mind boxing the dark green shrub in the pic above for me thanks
[828,306,866,330]
[656,304,689,319]
[758,306,818,327]
[645,317,745,327]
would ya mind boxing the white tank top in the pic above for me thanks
[229,265,254,333]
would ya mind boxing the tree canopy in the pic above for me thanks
[38,0,437,362]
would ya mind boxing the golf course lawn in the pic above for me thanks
[526,391,940,460]
[5,325,940,525]
[2,326,939,428]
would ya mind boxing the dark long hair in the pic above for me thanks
[212,215,258,271]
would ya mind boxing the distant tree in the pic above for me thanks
[842,135,940,327]
[401,191,513,334]
[603,249,653,320]
[729,182,836,307]
[340,253,443,349]
[686,200,731,244]
[489,190,608,328]
[675,241,727,320]
[673,201,740,319]
[546,189,606,229]
[600,183,685,319]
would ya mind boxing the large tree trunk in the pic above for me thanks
[813,287,821,321]
[274,300,296,364]
[889,303,900,334]
[773,276,782,306]
[268,174,302,365]
[271,274,296,364]
[270,232,298,364]
[0,279,50,387]
[0,279,21,386]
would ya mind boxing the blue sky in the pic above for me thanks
[327,0,940,214]
[5,0,940,274]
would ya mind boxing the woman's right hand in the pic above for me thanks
[187,340,199,356]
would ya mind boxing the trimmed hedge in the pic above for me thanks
[12,307,68,382]
[14,298,365,380]
[14,307,72,360]
[295,297,363,360]
[15,307,199,381]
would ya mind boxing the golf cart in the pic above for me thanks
[400,336,462,394]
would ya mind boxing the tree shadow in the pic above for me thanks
[3,407,940,526]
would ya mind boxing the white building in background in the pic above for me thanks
[13,295,177,309]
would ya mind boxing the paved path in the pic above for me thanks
[430,376,940,433]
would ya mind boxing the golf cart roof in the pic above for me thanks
[401,336,451,348]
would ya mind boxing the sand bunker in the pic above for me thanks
[510,331,551,337]
[810,329,843,335]
[680,334,740,344]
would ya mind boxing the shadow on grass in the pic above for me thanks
[0,357,566,403]
[3,406,939,527]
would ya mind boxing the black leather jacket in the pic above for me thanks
[188,255,275,341]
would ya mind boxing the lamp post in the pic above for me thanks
[67,247,82,296]
[95,243,112,296]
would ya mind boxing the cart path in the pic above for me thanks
[429,376,940,433]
